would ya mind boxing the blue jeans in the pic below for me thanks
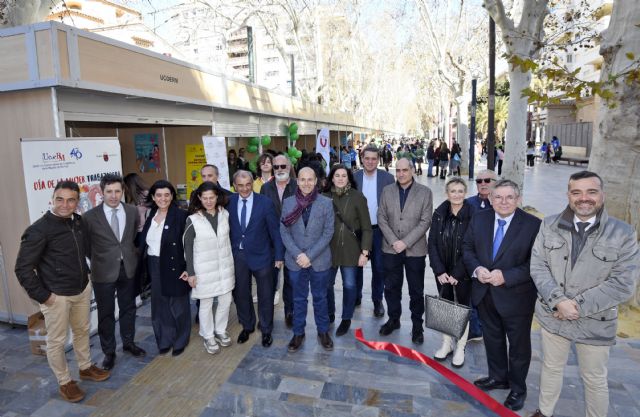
[357,226,385,302]
[427,159,435,176]
[328,266,358,320]
[289,268,331,335]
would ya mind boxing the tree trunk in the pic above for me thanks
[457,94,470,175]
[502,67,530,188]
[588,0,640,306]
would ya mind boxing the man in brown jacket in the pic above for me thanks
[377,158,433,344]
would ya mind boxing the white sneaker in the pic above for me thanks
[214,332,232,347]
[273,290,280,306]
[204,338,220,354]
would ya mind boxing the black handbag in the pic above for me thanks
[424,285,471,339]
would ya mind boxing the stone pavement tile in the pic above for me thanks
[320,381,369,404]
[612,404,640,417]
[227,368,282,390]
[278,376,324,398]
[1,382,55,415]
[82,388,116,407]
[0,389,16,408]
[30,399,94,417]
[378,408,422,417]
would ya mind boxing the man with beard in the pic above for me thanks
[529,171,639,417]
[261,154,297,327]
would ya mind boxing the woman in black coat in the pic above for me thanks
[138,180,191,356]
[427,177,476,367]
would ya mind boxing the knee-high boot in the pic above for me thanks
[452,323,469,368]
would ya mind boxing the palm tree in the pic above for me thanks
[475,96,509,144]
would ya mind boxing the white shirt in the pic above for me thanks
[573,215,596,232]
[103,202,125,241]
[361,170,378,225]
[494,211,516,239]
[146,215,165,256]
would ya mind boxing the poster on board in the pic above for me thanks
[134,133,161,173]
[20,137,123,338]
[185,144,207,198]
[202,136,230,190]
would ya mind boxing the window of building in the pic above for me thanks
[566,54,573,63]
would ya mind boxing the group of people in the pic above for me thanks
[14,142,639,417]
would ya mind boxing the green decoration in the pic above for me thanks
[261,135,272,146]
[249,136,260,146]
[247,144,258,153]
[290,157,297,165]
[295,149,302,158]
[248,161,257,173]
[289,123,298,134]
[290,132,299,141]
[288,147,297,157]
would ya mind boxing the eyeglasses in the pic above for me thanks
[274,165,288,170]
[475,178,496,184]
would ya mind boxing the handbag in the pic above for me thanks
[332,200,362,243]
[424,284,471,339]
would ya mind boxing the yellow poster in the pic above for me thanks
[185,144,207,198]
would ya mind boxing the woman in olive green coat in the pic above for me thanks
[323,164,372,336]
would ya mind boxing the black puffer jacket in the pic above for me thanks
[15,212,90,304]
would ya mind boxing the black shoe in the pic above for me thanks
[355,298,362,307]
[379,319,400,336]
[261,333,273,348]
[171,347,185,357]
[158,348,171,355]
[335,320,351,337]
[329,314,335,324]
[373,300,385,318]
[503,391,526,411]
[285,313,293,329]
[288,334,305,353]
[102,353,116,370]
[411,330,424,345]
[474,376,510,391]
[237,329,254,344]
[318,332,334,351]
[123,343,146,357]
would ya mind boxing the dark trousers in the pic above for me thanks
[233,250,274,334]
[93,262,137,355]
[280,266,293,316]
[382,253,426,329]
[526,154,535,167]
[357,226,385,303]
[148,256,191,351]
[477,291,533,395]
[289,267,330,335]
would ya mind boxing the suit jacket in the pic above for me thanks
[260,178,297,217]
[462,208,542,316]
[83,202,139,283]
[354,169,395,204]
[138,204,190,297]
[280,194,334,272]
[377,180,433,257]
[228,192,284,270]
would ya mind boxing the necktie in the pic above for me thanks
[577,221,589,238]
[571,222,590,267]
[492,219,506,260]
[240,199,247,233]
[110,208,120,240]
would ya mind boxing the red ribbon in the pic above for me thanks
[354,328,520,417]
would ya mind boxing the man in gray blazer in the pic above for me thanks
[354,145,395,317]
[378,158,433,344]
[84,174,146,370]
[280,167,334,353]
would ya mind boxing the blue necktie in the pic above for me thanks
[240,199,247,233]
[492,219,506,260]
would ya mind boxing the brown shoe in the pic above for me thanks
[79,364,110,382]
[59,380,85,403]
[530,410,553,417]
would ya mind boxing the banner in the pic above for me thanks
[134,133,161,173]
[316,128,330,175]
[202,136,231,189]
[185,144,207,198]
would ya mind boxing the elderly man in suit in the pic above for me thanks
[280,167,334,352]
[378,158,433,345]
[83,174,146,371]
[462,179,542,411]
[261,154,297,327]
[354,145,395,317]
[229,170,284,348]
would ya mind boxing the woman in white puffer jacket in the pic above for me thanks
[183,182,234,354]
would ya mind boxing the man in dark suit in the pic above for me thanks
[354,145,395,317]
[201,164,232,197]
[462,179,542,411]
[83,174,146,371]
[229,170,284,347]
[260,154,297,327]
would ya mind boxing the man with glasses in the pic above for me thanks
[467,169,498,211]
[462,179,541,411]
[261,154,297,327]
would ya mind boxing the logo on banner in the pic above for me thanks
[42,152,66,163]
[320,137,328,147]
[103,152,109,162]
[70,148,83,160]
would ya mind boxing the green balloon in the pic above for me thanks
[248,161,257,173]
[249,136,260,146]
[295,149,302,158]
[290,132,299,141]
[289,123,298,134]
[288,147,297,157]
[290,157,297,165]
[261,135,271,146]
[247,144,258,153]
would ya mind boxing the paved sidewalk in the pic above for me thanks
[1,161,638,417]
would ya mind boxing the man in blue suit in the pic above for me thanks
[229,170,284,348]
[354,145,395,317]
[462,179,541,411]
